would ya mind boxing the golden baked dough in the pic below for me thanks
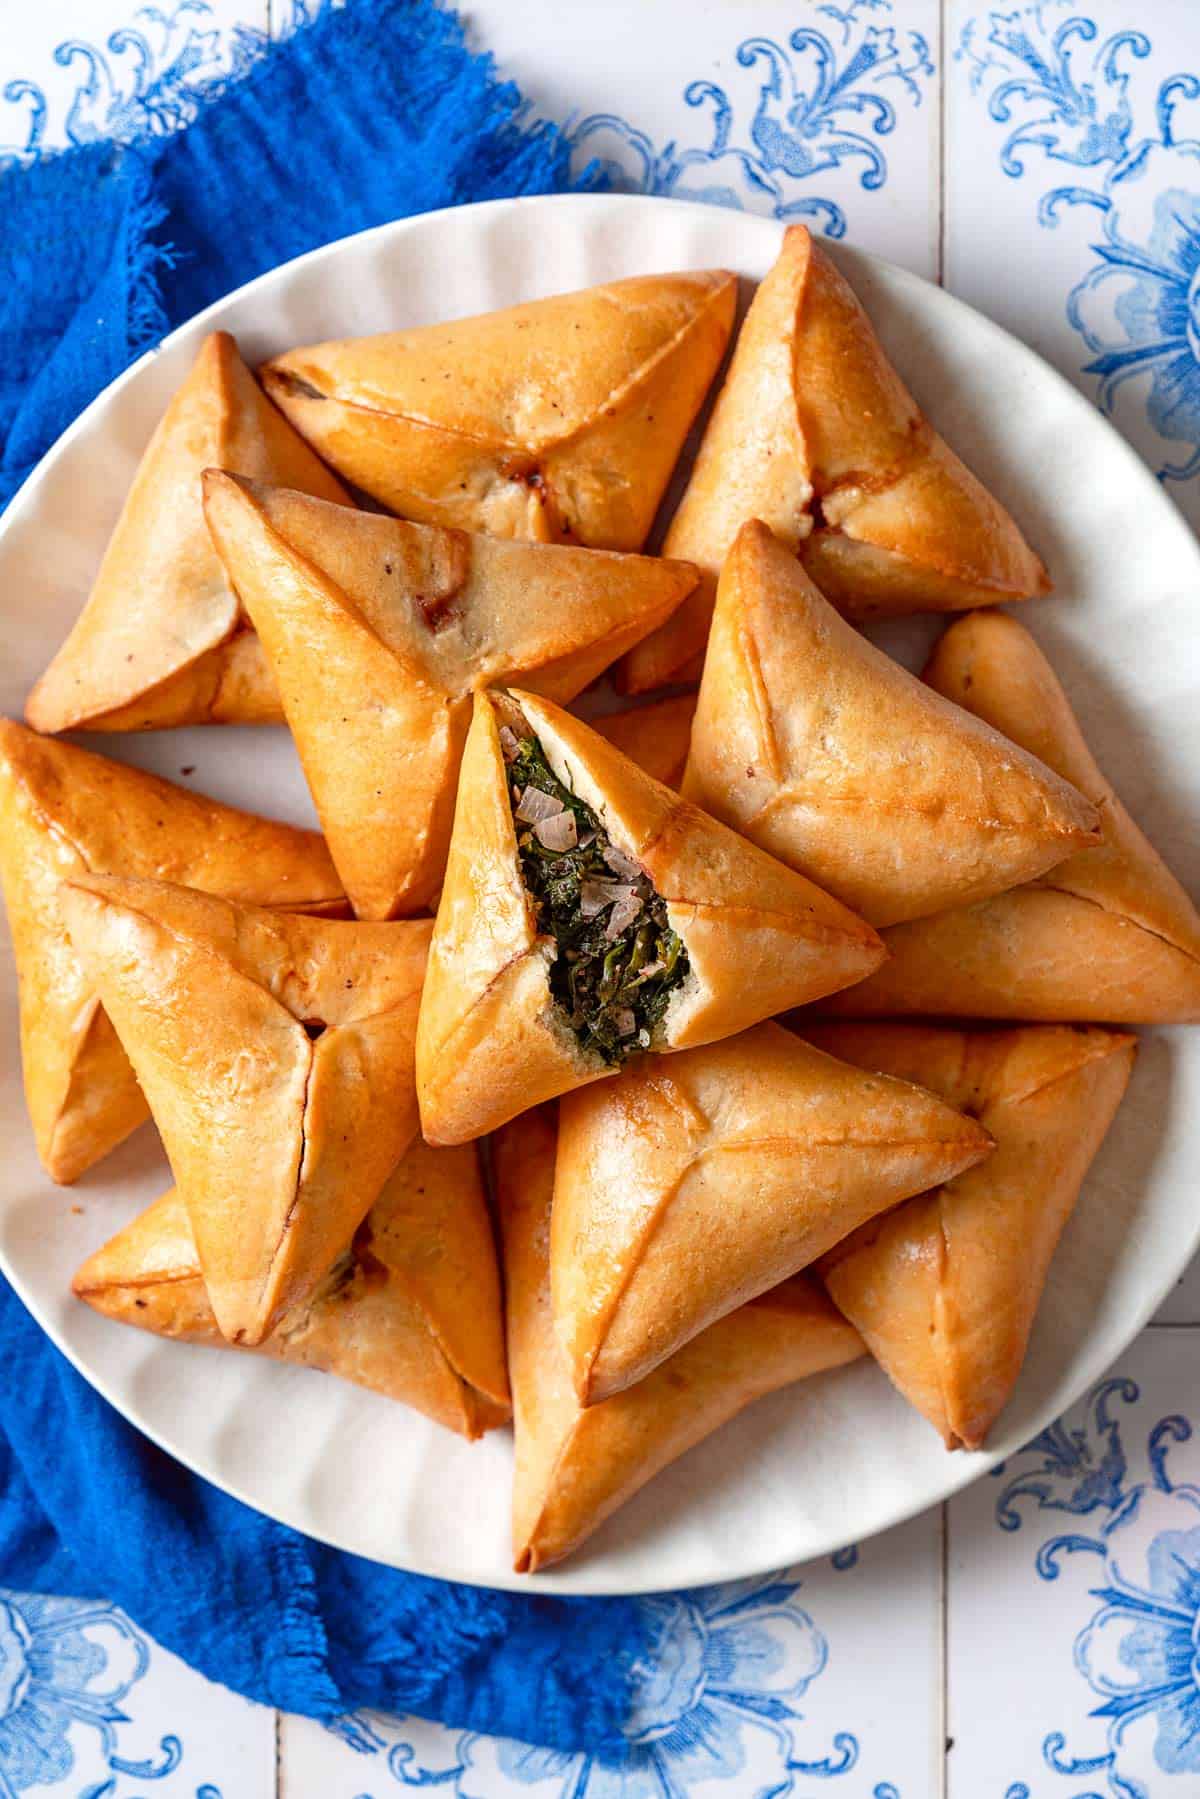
[827,612,1200,1020]
[495,1106,864,1570]
[261,270,736,550]
[620,225,1048,691]
[60,874,430,1346]
[683,521,1098,928]
[811,1022,1135,1449]
[0,720,343,1184]
[550,1019,993,1404]
[203,472,699,917]
[592,693,697,791]
[415,688,885,1144]
[73,1137,509,1437]
[25,333,349,732]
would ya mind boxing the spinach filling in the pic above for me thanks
[503,726,690,1065]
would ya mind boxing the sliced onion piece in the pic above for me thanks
[533,811,578,851]
[579,878,635,919]
[516,785,565,824]
[605,891,644,939]
[602,843,642,881]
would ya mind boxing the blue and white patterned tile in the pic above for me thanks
[947,0,1200,534]
[947,1327,1200,1799]
[1,0,269,160]
[0,1588,274,1797]
[278,1511,938,1798]
[459,0,941,277]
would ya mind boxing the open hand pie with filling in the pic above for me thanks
[415,687,886,1143]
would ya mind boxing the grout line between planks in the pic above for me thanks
[936,0,947,288]
[939,1499,949,1799]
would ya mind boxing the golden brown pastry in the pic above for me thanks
[73,1138,509,1437]
[415,688,885,1144]
[260,270,737,550]
[495,1106,864,1570]
[59,874,430,1346]
[0,720,344,1185]
[591,693,697,791]
[810,1022,1135,1449]
[683,522,1098,928]
[203,472,699,918]
[826,612,1200,1020]
[551,1020,993,1405]
[25,333,349,733]
[620,226,1048,692]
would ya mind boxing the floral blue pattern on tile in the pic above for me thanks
[0,1591,221,1796]
[956,1,1200,483]
[324,1575,902,1797]
[993,1376,1200,1797]
[0,0,265,162]
[566,0,933,238]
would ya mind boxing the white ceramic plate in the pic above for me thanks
[2,194,1198,1595]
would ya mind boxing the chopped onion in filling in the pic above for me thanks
[533,811,578,852]
[504,724,690,1066]
[516,785,565,824]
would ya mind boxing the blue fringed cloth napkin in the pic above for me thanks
[0,0,655,1756]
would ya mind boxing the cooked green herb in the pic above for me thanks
[505,728,690,1064]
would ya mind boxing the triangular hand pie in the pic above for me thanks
[620,226,1048,691]
[260,270,737,550]
[684,522,1099,927]
[415,688,885,1143]
[0,721,344,1184]
[551,1020,992,1404]
[203,472,698,917]
[810,1022,1135,1449]
[827,612,1200,1020]
[60,874,431,1345]
[593,694,697,791]
[25,333,349,733]
[495,1106,864,1570]
[73,1136,510,1437]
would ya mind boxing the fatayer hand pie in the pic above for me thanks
[683,522,1099,928]
[495,1107,864,1571]
[810,1023,1135,1450]
[592,693,697,791]
[827,612,1200,1020]
[260,270,736,551]
[203,472,698,918]
[0,721,344,1185]
[415,688,885,1144]
[620,225,1048,692]
[73,1139,509,1438]
[551,1020,993,1405]
[25,333,350,734]
[59,874,431,1346]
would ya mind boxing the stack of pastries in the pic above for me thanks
[4,225,1192,1572]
